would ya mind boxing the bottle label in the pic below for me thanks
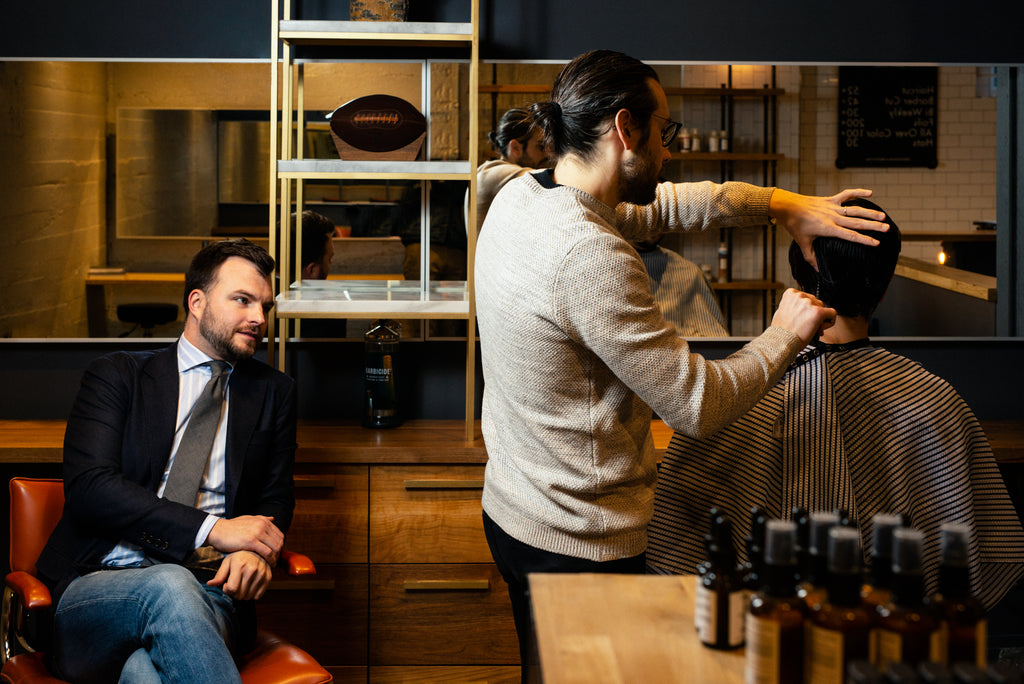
[806,625,844,684]
[695,584,717,642]
[728,590,746,647]
[875,629,903,670]
[746,615,781,684]
[695,585,745,647]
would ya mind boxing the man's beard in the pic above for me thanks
[199,313,258,363]
[618,149,660,206]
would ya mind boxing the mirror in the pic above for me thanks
[0,60,1007,339]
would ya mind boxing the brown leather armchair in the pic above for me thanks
[1,478,332,684]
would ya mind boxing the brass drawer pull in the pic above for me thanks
[294,476,335,488]
[267,579,336,591]
[403,579,491,592]
[403,479,485,490]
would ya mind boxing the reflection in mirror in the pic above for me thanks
[116,109,218,238]
[0,61,1008,339]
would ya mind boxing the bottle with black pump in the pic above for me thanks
[792,507,810,584]
[806,526,872,684]
[874,527,941,669]
[934,522,986,667]
[747,519,805,684]
[694,508,746,649]
[743,507,769,594]
[863,513,905,612]
[800,510,841,610]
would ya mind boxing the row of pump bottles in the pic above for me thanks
[693,507,1018,684]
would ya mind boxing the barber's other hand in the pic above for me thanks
[206,515,283,566]
[771,288,836,345]
[768,188,888,269]
[207,550,273,600]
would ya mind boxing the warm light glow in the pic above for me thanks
[938,250,947,265]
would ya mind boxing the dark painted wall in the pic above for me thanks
[2,337,1022,422]
[4,0,1022,63]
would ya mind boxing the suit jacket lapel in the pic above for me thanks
[225,362,268,514]
[140,344,181,488]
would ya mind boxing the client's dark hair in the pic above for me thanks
[184,238,276,310]
[487,107,535,158]
[788,198,901,319]
[531,49,659,163]
[293,210,335,268]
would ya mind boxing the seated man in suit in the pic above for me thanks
[647,199,1024,611]
[37,239,296,682]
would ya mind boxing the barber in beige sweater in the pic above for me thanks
[474,49,888,677]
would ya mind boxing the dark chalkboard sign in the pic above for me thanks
[836,67,938,169]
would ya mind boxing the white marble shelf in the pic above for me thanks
[275,279,471,319]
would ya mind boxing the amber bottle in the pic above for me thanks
[747,519,805,684]
[806,526,873,684]
[933,522,987,667]
[694,509,746,649]
[743,507,769,593]
[862,513,904,612]
[874,527,941,669]
[800,510,841,610]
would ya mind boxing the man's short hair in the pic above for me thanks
[531,50,659,162]
[788,198,902,318]
[183,238,275,310]
[487,107,535,158]
[293,210,336,269]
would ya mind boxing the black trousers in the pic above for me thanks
[482,511,646,683]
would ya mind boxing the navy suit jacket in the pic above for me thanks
[36,343,297,617]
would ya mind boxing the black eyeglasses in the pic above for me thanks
[650,113,682,148]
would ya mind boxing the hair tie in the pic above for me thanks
[549,101,562,120]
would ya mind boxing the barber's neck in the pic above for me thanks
[819,314,869,345]
[552,148,621,209]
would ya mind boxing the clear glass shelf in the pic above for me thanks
[277,159,472,179]
[276,279,470,319]
[279,20,474,46]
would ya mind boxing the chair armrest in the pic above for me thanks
[5,571,52,610]
[280,550,316,577]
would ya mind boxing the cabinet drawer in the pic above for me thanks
[369,665,520,683]
[369,465,491,563]
[256,563,368,667]
[291,465,369,564]
[369,564,518,666]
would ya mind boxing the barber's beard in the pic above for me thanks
[619,149,660,206]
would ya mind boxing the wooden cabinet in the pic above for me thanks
[369,563,518,665]
[257,427,519,680]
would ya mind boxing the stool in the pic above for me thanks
[117,303,179,337]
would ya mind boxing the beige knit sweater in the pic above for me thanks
[475,171,804,562]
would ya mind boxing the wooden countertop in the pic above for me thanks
[530,573,744,684]
[895,256,997,302]
[1,419,1021,465]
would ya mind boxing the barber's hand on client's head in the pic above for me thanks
[771,288,836,344]
[768,188,889,270]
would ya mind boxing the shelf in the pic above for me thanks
[478,85,786,98]
[276,280,471,319]
[710,280,785,292]
[279,20,474,47]
[663,86,785,98]
[669,152,784,162]
[277,159,472,180]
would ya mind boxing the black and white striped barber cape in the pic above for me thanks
[647,342,1024,610]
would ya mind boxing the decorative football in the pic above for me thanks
[328,94,426,154]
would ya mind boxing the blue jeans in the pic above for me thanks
[51,564,243,684]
